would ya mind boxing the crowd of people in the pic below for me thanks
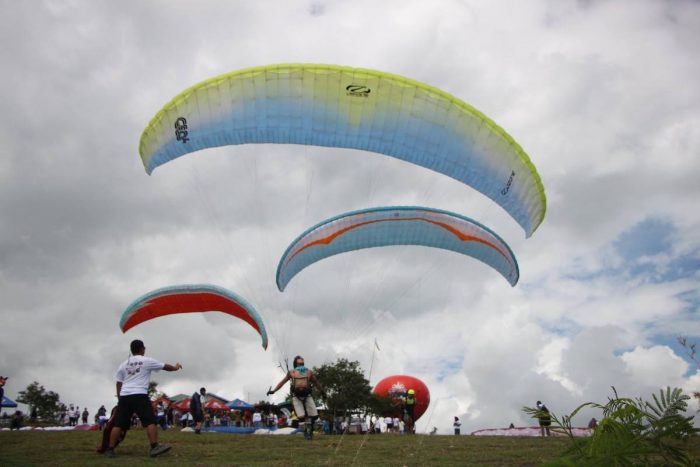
[54,405,91,426]
[3,340,587,460]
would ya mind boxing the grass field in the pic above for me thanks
[1,429,566,466]
[1,429,699,466]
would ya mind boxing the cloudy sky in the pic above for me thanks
[1,0,699,436]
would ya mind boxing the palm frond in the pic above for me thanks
[523,386,699,466]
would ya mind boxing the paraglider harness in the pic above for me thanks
[290,368,313,413]
[290,367,318,439]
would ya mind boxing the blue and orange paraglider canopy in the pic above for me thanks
[276,206,519,291]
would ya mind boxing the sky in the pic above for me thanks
[1,0,699,436]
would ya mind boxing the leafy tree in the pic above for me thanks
[148,381,159,399]
[677,336,700,413]
[523,386,699,466]
[16,381,63,422]
[677,336,699,369]
[313,358,373,431]
[366,391,399,419]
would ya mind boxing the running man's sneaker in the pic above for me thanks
[149,444,172,457]
[104,448,116,458]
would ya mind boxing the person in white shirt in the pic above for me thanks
[156,402,167,430]
[252,411,262,428]
[105,339,182,458]
[384,416,392,433]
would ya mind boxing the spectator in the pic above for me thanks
[0,376,6,406]
[97,405,108,431]
[453,416,462,435]
[536,401,552,437]
[156,403,168,430]
[252,411,262,428]
[10,410,23,430]
[166,405,174,427]
[402,389,417,434]
[190,387,207,434]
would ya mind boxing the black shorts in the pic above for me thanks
[192,411,204,423]
[405,406,415,419]
[115,394,156,429]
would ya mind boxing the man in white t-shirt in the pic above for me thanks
[105,339,182,458]
[453,416,462,435]
[384,416,393,433]
[252,411,262,428]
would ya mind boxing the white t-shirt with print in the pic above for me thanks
[115,355,164,396]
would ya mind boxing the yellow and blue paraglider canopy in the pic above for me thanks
[139,63,546,237]
[276,206,519,291]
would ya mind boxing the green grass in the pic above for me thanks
[1,429,698,466]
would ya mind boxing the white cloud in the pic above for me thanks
[1,0,699,436]
[621,345,689,388]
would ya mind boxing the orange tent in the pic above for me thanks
[170,398,191,412]
[204,399,230,412]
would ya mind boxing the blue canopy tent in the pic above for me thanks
[1,396,18,408]
[227,398,254,410]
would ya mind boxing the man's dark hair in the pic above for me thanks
[130,339,145,355]
[293,356,304,367]
[200,387,206,394]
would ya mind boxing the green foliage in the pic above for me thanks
[523,387,699,466]
[366,391,399,417]
[1,426,699,465]
[16,381,63,422]
[313,358,373,422]
[677,336,700,414]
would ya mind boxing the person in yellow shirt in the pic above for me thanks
[402,389,417,434]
